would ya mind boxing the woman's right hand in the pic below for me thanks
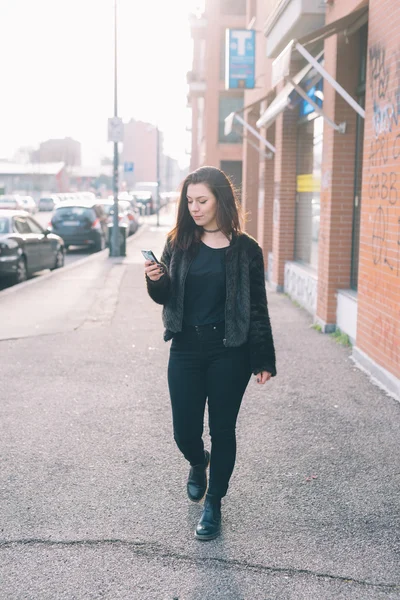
[144,260,165,282]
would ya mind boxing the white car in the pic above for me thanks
[19,195,37,215]
[0,195,24,210]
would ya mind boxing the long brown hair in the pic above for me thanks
[168,166,243,250]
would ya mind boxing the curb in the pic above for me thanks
[0,223,149,299]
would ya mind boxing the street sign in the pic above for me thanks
[225,29,256,90]
[108,117,124,143]
[124,162,134,173]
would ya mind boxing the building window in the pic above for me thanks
[218,94,244,143]
[220,160,242,193]
[220,0,246,15]
[295,116,323,269]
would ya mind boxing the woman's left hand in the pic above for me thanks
[255,371,272,385]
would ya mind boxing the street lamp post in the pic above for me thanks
[111,0,120,256]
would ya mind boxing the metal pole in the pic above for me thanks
[295,42,366,119]
[156,126,160,227]
[111,0,120,256]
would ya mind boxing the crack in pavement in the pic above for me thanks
[0,538,398,591]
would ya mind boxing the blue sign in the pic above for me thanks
[124,162,134,173]
[225,29,256,90]
[299,79,323,117]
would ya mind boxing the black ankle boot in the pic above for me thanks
[187,450,210,502]
[195,494,221,541]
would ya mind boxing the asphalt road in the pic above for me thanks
[0,206,399,599]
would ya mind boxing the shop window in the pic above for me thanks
[218,94,244,143]
[220,0,246,15]
[350,24,368,291]
[295,116,323,269]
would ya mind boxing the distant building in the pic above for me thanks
[68,165,113,194]
[121,119,186,192]
[32,137,82,168]
[122,120,161,189]
[187,0,246,191]
[0,162,68,198]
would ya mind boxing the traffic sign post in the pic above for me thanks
[108,116,124,143]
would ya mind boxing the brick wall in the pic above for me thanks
[316,32,360,327]
[242,109,261,238]
[271,105,297,288]
[257,122,275,268]
[356,0,400,378]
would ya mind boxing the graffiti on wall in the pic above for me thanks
[368,44,400,277]
[366,43,400,366]
[284,262,317,316]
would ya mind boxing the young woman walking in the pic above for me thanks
[144,166,276,541]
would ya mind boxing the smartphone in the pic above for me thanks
[141,249,160,264]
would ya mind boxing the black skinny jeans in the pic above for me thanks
[167,322,252,498]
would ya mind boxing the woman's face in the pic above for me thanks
[186,183,218,230]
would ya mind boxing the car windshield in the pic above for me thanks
[0,217,10,233]
[52,206,96,223]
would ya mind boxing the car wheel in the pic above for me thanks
[94,235,106,252]
[13,257,28,284]
[51,248,65,270]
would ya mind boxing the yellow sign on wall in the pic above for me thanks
[297,174,321,193]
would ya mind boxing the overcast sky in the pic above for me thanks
[0,0,201,166]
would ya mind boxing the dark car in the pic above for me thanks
[50,201,108,251]
[0,210,65,284]
[38,195,60,212]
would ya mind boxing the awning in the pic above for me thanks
[224,91,276,157]
[271,6,368,120]
[256,59,317,130]
[257,49,347,133]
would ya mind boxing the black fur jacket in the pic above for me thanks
[146,232,276,377]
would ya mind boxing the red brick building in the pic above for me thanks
[188,0,400,399]
[188,0,247,190]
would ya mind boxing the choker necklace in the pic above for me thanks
[203,227,220,233]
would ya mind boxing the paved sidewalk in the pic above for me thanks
[0,205,399,599]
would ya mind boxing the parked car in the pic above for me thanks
[50,200,108,251]
[107,198,140,235]
[122,196,142,230]
[0,195,24,211]
[120,199,140,234]
[97,199,132,237]
[19,195,37,215]
[131,191,155,215]
[38,195,60,211]
[0,210,65,284]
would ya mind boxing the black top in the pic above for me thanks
[183,241,227,326]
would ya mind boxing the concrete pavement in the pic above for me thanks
[0,204,399,599]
